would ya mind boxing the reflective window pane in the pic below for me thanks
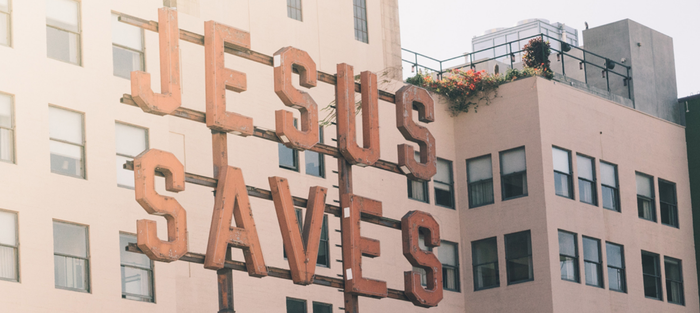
[115,123,147,157]
[286,298,306,313]
[50,140,84,178]
[53,221,87,258]
[113,46,144,79]
[120,234,153,302]
[46,0,79,32]
[111,14,142,51]
[49,106,83,144]
[501,148,526,174]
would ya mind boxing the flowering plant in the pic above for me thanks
[522,37,554,79]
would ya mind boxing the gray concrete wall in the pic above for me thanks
[583,19,680,124]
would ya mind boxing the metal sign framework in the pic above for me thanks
[118,7,442,313]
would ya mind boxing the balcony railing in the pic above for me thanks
[402,33,633,104]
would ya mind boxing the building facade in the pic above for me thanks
[0,1,697,313]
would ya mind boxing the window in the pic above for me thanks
[472,237,498,290]
[352,0,368,43]
[283,209,329,267]
[0,0,10,46]
[112,13,144,79]
[279,119,299,171]
[500,147,527,200]
[577,154,597,205]
[434,159,454,208]
[552,147,573,199]
[286,297,307,313]
[46,0,81,65]
[439,241,459,292]
[120,233,153,302]
[641,251,662,300]
[305,127,324,178]
[53,221,89,292]
[583,236,602,287]
[558,230,578,282]
[0,93,14,163]
[49,106,85,178]
[287,0,302,21]
[659,179,678,228]
[408,152,428,202]
[467,155,494,208]
[665,257,684,305]
[115,123,148,188]
[636,172,655,221]
[312,302,332,313]
[601,161,620,212]
[413,234,430,286]
[0,210,18,282]
[505,230,533,284]
[606,242,626,292]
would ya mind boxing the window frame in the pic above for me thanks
[558,230,579,283]
[286,0,303,21]
[499,146,528,201]
[552,146,574,199]
[52,220,90,293]
[664,256,685,306]
[115,121,149,189]
[658,178,679,228]
[49,105,86,179]
[283,209,330,268]
[0,209,19,282]
[440,240,460,292]
[600,161,620,212]
[0,92,15,164]
[471,236,499,291]
[312,301,333,313]
[466,154,494,208]
[504,230,533,285]
[111,12,146,79]
[605,241,626,293]
[407,178,429,203]
[352,0,368,43]
[119,232,155,302]
[636,172,656,222]
[286,297,307,313]
[576,153,597,206]
[304,126,324,178]
[0,0,11,47]
[641,250,662,301]
[582,236,603,288]
[46,0,82,65]
[434,158,455,209]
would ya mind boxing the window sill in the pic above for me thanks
[638,217,657,223]
[469,202,495,209]
[555,193,574,200]
[644,296,663,301]
[279,165,299,172]
[561,278,579,283]
[408,197,429,204]
[435,204,455,210]
[609,288,627,294]
[661,223,680,229]
[55,286,90,293]
[603,207,621,213]
[585,283,604,289]
[474,285,499,292]
[506,278,533,286]
[580,200,598,207]
[502,194,528,201]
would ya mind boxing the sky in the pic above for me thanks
[398,0,700,98]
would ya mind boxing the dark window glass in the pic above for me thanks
[352,0,368,43]
[606,242,626,292]
[558,231,578,282]
[665,257,684,305]
[636,172,655,221]
[577,154,597,205]
[408,152,429,203]
[642,251,662,300]
[601,161,620,212]
[552,147,573,199]
[472,237,499,290]
[287,297,307,313]
[287,0,302,21]
[583,237,603,287]
[659,179,678,227]
[500,147,527,200]
[312,302,332,313]
[279,119,299,171]
[434,158,454,208]
[305,127,324,177]
[467,155,494,208]
[505,230,533,284]
[283,209,329,267]
[439,241,460,292]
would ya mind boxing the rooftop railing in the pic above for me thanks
[402,33,633,103]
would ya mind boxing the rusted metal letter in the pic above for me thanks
[204,166,267,277]
[274,47,319,150]
[204,21,254,136]
[269,177,327,285]
[336,63,380,166]
[395,85,437,181]
[131,8,181,116]
[401,210,442,307]
[134,149,188,262]
[341,193,388,298]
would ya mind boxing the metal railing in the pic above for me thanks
[402,33,633,103]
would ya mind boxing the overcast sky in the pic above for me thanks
[398,0,699,98]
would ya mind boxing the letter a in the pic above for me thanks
[269,177,327,285]
[134,149,188,262]
[131,8,182,116]
[205,166,267,277]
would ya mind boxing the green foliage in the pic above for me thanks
[522,37,554,79]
